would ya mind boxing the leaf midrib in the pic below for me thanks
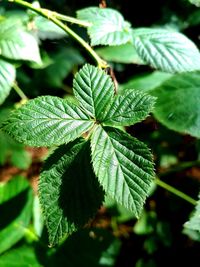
[102,129,139,214]
[18,117,92,122]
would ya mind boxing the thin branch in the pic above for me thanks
[155,178,197,206]
[8,0,108,68]
[52,13,92,27]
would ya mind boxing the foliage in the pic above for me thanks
[3,63,155,245]
[0,176,33,254]
[132,28,200,73]
[77,7,132,46]
[151,72,200,138]
[184,195,200,233]
[0,60,16,105]
[0,0,200,266]
[188,0,200,7]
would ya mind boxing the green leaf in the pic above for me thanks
[119,71,172,93]
[132,28,200,73]
[96,43,144,64]
[0,246,41,267]
[0,109,31,170]
[0,20,41,63]
[102,90,155,126]
[73,64,114,119]
[0,130,31,169]
[184,196,200,233]
[0,176,33,254]
[77,7,132,46]
[3,96,94,147]
[0,60,15,105]
[91,126,154,217]
[39,139,104,246]
[151,72,200,138]
[188,0,200,6]
[34,15,67,40]
[134,210,156,235]
[183,227,200,242]
[3,10,29,28]
[33,196,43,237]
[0,176,29,204]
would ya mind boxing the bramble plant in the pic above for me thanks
[0,0,200,263]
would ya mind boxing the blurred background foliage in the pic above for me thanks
[0,0,200,266]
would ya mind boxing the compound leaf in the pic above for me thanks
[3,96,94,147]
[152,72,200,138]
[132,28,200,73]
[91,126,154,218]
[77,7,132,46]
[0,59,16,105]
[73,64,114,120]
[102,90,155,126]
[39,139,104,246]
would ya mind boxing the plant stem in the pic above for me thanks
[9,0,91,27]
[52,13,92,27]
[48,17,108,68]
[155,178,197,205]
[8,0,108,68]
[12,82,28,101]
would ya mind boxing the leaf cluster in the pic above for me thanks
[3,64,155,245]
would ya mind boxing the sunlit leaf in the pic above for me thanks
[0,60,15,105]
[91,126,154,218]
[185,195,200,233]
[3,96,94,147]
[73,64,114,119]
[102,90,155,126]
[96,43,144,64]
[0,20,41,63]
[133,28,200,73]
[152,72,200,138]
[77,7,132,46]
